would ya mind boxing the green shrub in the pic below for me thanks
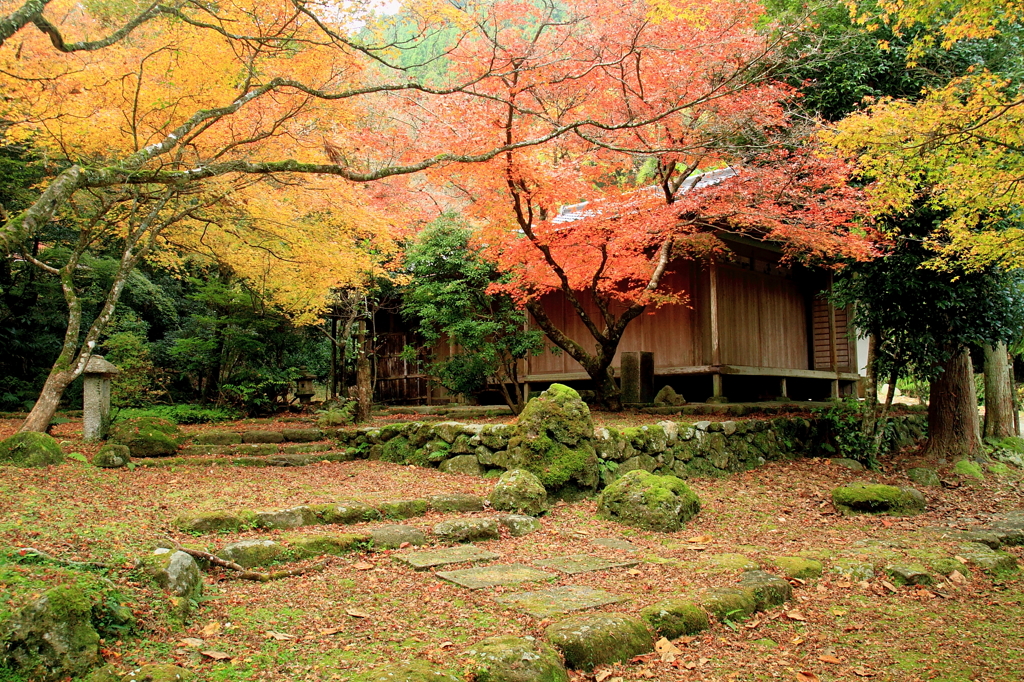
[114,404,241,424]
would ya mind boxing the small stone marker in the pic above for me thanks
[82,355,119,441]
[495,585,628,618]
[534,554,639,575]
[592,537,640,552]
[398,545,501,571]
[435,563,555,589]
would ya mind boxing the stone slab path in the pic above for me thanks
[494,585,629,618]
[591,537,640,552]
[398,545,501,570]
[435,563,556,589]
[534,554,639,575]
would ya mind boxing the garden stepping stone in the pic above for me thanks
[256,506,318,530]
[378,499,428,519]
[591,537,640,552]
[773,556,823,580]
[705,553,758,572]
[371,524,427,549]
[428,494,485,512]
[435,563,555,589]
[398,545,501,570]
[534,554,639,575]
[886,564,934,586]
[957,542,1019,574]
[495,585,628,618]
[217,540,283,568]
[831,559,875,581]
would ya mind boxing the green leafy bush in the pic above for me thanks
[114,404,240,424]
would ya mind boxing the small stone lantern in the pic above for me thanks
[294,366,316,405]
[83,355,119,441]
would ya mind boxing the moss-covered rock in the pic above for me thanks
[172,509,253,533]
[1,584,100,681]
[255,506,319,530]
[371,524,428,549]
[147,549,203,602]
[316,501,381,525]
[427,494,485,513]
[773,556,823,580]
[544,612,654,672]
[242,430,285,444]
[439,454,483,476]
[368,660,460,682]
[698,587,757,621]
[282,428,322,442]
[433,518,500,543]
[194,430,242,445]
[957,542,1019,575]
[217,540,284,568]
[93,443,130,468]
[0,431,65,467]
[109,417,181,457]
[506,384,599,489]
[379,499,429,519]
[597,470,700,532]
[906,467,941,487]
[639,599,709,639]
[463,634,568,682]
[704,553,757,572]
[490,469,549,516]
[285,532,371,557]
[831,558,875,581]
[497,514,542,537]
[739,570,793,610]
[120,664,195,682]
[953,459,985,481]
[885,564,934,586]
[831,481,925,516]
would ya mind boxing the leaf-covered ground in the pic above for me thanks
[1,415,1022,682]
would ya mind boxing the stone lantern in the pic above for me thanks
[294,366,316,405]
[83,355,119,441]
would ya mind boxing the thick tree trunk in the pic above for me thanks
[924,349,981,460]
[983,341,1015,439]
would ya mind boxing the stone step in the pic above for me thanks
[435,563,556,589]
[495,585,628,618]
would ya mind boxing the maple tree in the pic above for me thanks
[406,0,873,409]
[5,0,748,430]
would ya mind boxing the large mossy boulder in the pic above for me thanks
[147,549,203,600]
[505,384,599,489]
[1,584,100,680]
[463,635,569,682]
[831,481,925,516]
[0,431,64,467]
[109,417,181,458]
[596,469,700,532]
[489,469,549,516]
[544,613,654,672]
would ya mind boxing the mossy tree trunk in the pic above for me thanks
[983,341,1016,439]
[923,349,981,460]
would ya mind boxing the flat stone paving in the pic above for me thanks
[591,537,640,552]
[494,585,629,618]
[534,554,639,575]
[398,545,501,570]
[435,563,556,589]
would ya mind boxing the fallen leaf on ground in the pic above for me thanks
[818,654,842,664]
[318,627,343,636]
[345,608,372,619]
[200,622,221,637]
[595,671,613,682]
[353,561,374,570]
[265,631,295,640]
[786,610,807,621]
[796,672,820,681]
[201,650,232,661]
[179,638,204,648]
[852,667,877,677]
[686,535,712,543]
[881,580,898,593]
[949,570,966,584]
[626,569,642,576]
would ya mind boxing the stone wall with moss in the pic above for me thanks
[334,413,928,490]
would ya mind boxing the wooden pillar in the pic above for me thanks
[708,262,727,403]
[779,377,788,400]
[827,273,840,401]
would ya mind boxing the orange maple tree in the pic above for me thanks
[401,0,876,408]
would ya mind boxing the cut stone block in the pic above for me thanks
[398,545,501,570]
[534,554,639,575]
[435,563,555,590]
[371,524,427,549]
[495,585,628,618]
[591,537,640,552]
[427,494,485,513]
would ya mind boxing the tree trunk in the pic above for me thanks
[354,319,371,422]
[983,341,1015,439]
[924,349,981,460]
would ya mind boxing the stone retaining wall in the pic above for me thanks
[335,413,928,489]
